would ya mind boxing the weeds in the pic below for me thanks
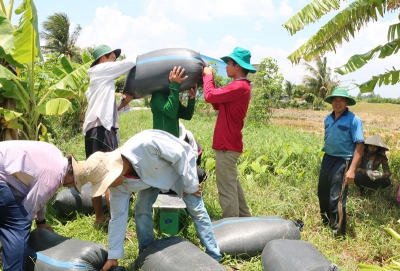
[7,104,400,271]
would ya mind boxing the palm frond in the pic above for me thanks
[357,68,400,93]
[388,20,400,41]
[283,0,340,35]
[335,38,400,75]
[49,62,91,91]
[287,0,395,64]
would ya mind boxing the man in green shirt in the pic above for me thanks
[150,66,197,136]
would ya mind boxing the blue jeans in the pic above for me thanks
[135,187,221,262]
[0,182,32,271]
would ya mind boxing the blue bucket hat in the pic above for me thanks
[91,44,121,67]
[324,87,356,106]
[220,47,256,74]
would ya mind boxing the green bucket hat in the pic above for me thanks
[91,44,121,67]
[220,47,256,74]
[324,87,356,106]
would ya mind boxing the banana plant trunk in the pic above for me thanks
[1,97,18,141]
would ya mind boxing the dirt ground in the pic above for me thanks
[270,106,400,151]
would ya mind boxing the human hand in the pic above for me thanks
[188,85,197,99]
[121,93,133,103]
[344,169,355,185]
[203,66,213,76]
[101,259,118,271]
[184,184,202,198]
[192,184,202,198]
[169,66,188,83]
[366,170,374,180]
[371,170,383,181]
[37,223,54,232]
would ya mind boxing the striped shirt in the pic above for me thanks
[0,140,67,220]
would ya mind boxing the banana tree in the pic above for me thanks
[283,0,400,94]
[0,0,74,141]
[49,52,92,128]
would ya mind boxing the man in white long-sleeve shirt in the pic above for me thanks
[72,129,221,270]
[82,44,136,226]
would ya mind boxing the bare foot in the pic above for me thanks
[94,217,110,227]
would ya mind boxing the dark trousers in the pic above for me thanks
[318,154,348,235]
[354,172,391,192]
[85,126,118,158]
[0,182,32,271]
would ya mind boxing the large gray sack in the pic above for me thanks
[26,228,108,271]
[123,48,207,99]
[127,236,225,271]
[261,239,339,271]
[212,216,301,257]
[52,183,106,215]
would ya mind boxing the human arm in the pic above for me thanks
[101,259,118,271]
[117,93,133,111]
[381,154,391,178]
[92,59,136,81]
[183,183,202,198]
[177,85,197,120]
[35,219,54,231]
[151,66,188,119]
[202,74,248,104]
[345,142,364,185]
[23,174,61,221]
[367,154,391,180]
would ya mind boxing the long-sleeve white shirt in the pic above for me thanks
[82,59,136,135]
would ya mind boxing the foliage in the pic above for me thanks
[44,53,92,142]
[388,150,400,180]
[283,0,400,93]
[284,80,296,99]
[357,92,400,104]
[357,227,400,270]
[15,106,400,271]
[196,60,231,99]
[40,12,82,63]
[247,57,284,125]
[0,0,77,141]
[302,56,340,99]
[293,83,308,98]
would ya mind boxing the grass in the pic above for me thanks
[3,101,400,271]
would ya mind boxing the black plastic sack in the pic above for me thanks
[261,239,339,271]
[26,228,108,271]
[53,184,106,215]
[123,48,207,99]
[212,216,301,257]
[127,236,225,271]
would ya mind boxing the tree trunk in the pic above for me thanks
[0,98,19,141]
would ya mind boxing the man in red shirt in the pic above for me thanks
[202,47,256,218]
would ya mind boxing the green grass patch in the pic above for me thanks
[13,107,400,271]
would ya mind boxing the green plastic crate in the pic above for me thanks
[159,208,187,235]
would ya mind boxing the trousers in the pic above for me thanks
[0,182,32,271]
